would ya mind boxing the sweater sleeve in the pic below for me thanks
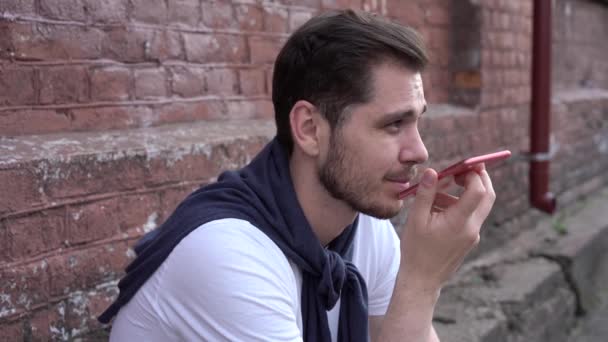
[155,218,304,342]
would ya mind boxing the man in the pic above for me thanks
[101,10,495,342]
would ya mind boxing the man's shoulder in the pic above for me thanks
[159,218,299,300]
[174,218,290,266]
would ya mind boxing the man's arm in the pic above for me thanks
[370,316,439,342]
[375,167,495,341]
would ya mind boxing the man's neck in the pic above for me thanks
[289,152,358,247]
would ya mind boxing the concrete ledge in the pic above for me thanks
[0,119,275,217]
[435,187,608,341]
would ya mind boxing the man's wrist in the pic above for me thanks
[394,269,442,302]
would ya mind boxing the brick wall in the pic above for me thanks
[1,0,607,339]
[553,0,608,89]
[551,0,608,205]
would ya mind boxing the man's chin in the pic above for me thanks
[357,200,403,219]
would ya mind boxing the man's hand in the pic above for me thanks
[375,165,496,342]
[401,164,496,292]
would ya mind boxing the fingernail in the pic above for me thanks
[421,169,435,188]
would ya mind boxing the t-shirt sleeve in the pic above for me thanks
[155,219,303,342]
[367,219,401,317]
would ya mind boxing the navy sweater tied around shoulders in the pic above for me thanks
[99,137,369,342]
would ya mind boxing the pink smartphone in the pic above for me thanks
[399,150,512,199]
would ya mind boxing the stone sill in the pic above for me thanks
[0,119,276,169]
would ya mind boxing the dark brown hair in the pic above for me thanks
[272,9,428,152]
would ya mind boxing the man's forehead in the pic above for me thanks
[367,68,425,110]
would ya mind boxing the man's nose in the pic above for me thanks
[399,129,428,164]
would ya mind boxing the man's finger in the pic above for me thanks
[454,163,486,187]
[448,171,485,220]
[433,192,459,210]
[409,168,439,226]
[474,170,496,223]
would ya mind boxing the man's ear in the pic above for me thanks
[289,100,324,157]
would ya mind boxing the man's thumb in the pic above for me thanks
[411,168,438,223]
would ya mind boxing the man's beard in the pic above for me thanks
[318,133,402,219]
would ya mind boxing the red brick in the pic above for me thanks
[145,141,242,186]
[115,193,162,233]
[362,0,383,12]
[387,1,424,27]
[82,0,128,23]
[521,1,532,17]
[0,0,36,15]
[149,29,184,61]
[253,99,274,119]
[134,68,167,99]
[184,33,247,63]
[131,0,167,24]
[0,224,9,262]
[206,68,238,95]
[289,10,313,32]
[29,303,67,341]
[5,209,65,261]
[321,0,361,9]
[277,0,320,7]
[43,155,148,200]
[235,4,264,31]
[424,3,450,26]
[263,6,288,32]
[69,105,152,131]
[0,67,36,106]
[90,67,131,101]
[226,99,273,119]
[170,66,206,98]
[168,0,200,26]
[501,32,515,49]
[428,46,449,67]
[0,320,23,341]
[47,241,130,297]
[0,167,45,215]
[201,1,235,28]
[65,199,121,245]
[154,101,216,124]
[423,27,449,49]
[0,260,51,319]
[103,27,181,63]
[64,292,106,337]
[39,66,89,105]
[239,68,266,95]
[39,0,87,21]
[249,36,283,64]
[6,22,103,60]
[101,26,153,62]
[515,34,530,51]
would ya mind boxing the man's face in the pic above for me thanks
[318,61,428,219]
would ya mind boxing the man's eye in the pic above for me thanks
[386,120,404,130]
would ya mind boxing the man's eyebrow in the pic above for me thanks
[381,104,427,121]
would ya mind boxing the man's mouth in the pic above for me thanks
[385,177,412,192]
[385,168,417,185]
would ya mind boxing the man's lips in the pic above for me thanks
[385,178,412,191]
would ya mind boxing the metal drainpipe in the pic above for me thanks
[530,0,557,214]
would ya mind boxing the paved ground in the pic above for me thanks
[569,303,608,341]
[568,268,608,342]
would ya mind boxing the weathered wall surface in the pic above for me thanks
[1,0,607,339]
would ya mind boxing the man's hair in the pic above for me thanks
[272,9,429,152]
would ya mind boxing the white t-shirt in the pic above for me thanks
[110,214,400,342]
